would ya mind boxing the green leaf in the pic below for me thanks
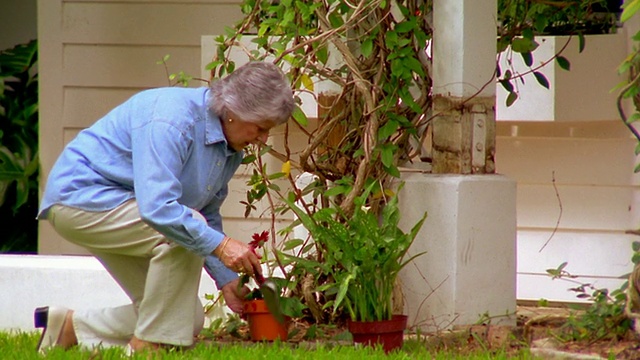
[384,164,401,178]
[628,112,640,125]
[521,52,533,67]
[291,105,308,127]
[378,119,399,140]
[511,37,538,54]
[556,56,570,71]
[395,19,416,34]
[282,239,304,251]
[361,38,373,58]
[268,172,285,180]
[333,272,355,312]
[506,91,518,107]
[384,30,398,49]
[381,145,395,168]
[633,241,640,252]
[578,33,585,53]
[533,71,549,89]
[324,185,349,197]
[403,56,425,77]
[500,80,514,93]
[621,0,640,23]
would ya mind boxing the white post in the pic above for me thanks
[398,0,517,331]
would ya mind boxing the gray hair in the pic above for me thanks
[209,61,295,125]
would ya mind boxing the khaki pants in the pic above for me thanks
[48,200,205,348]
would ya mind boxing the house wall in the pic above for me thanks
[497,120,639,302]
[37,0,639,302]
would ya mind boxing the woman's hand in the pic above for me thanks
[213,236,263,277]
[220,278,250,314]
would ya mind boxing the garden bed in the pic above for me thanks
[201,305,640,359]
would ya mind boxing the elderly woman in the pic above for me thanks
[35,61,294,353]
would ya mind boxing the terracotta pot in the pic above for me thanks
[243,299,289,341]
[347,314,408,353]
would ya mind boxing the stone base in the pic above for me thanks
[397,173,517,331]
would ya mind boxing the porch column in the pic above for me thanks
[398,0,517,331]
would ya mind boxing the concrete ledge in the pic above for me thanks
[0,254,219,331]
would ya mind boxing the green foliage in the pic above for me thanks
[207,0,432,213]
[497,0,621,107]
[544,241,640,342]
[0,40,39,253]
[282,182,426,322]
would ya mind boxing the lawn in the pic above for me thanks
[0,330,539,359]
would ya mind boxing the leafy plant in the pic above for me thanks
[545,255,635,342]
[0,39,39,253]
[282,182,426,323]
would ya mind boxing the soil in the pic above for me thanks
[201,305,640,359]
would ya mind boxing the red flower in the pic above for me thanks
[249,230,269,249]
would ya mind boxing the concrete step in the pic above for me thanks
[0,254,220,331]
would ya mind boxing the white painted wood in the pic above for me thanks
[496,32,628,122]
[496,136,637,186]
[518,274,626,303]
[517,230,635,277]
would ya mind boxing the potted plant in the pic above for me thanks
[238,230,304,341]
[282,182,426,352]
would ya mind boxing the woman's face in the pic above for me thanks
[222,116,276,152]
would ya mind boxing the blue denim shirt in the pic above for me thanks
[38,87,242,288]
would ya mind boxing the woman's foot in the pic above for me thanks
[128,336,163,352]
[34,307,77,352]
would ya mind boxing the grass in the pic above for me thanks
[0,331,540,359]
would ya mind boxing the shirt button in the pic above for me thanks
[216,161,221,166]
[207,185,211,191]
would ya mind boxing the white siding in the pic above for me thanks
[497,121,639,302]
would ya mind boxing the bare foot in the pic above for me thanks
[58,310,78,349]
[128,336,162,352]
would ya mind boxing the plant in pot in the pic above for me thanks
[238,229,305,341]
[281,182,427,353]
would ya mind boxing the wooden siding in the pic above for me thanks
[496,120,639,302]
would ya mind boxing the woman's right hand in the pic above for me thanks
[213,236,262,277]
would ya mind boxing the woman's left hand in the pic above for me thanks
[220,278,250,315]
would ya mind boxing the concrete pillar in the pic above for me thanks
[397,0,516,331]
[398,173,516,331]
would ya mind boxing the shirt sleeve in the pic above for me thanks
[131,120,224,257]
[204,255,238,288]
[200,184,238,287]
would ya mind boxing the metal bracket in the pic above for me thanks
[471,104,487,170]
